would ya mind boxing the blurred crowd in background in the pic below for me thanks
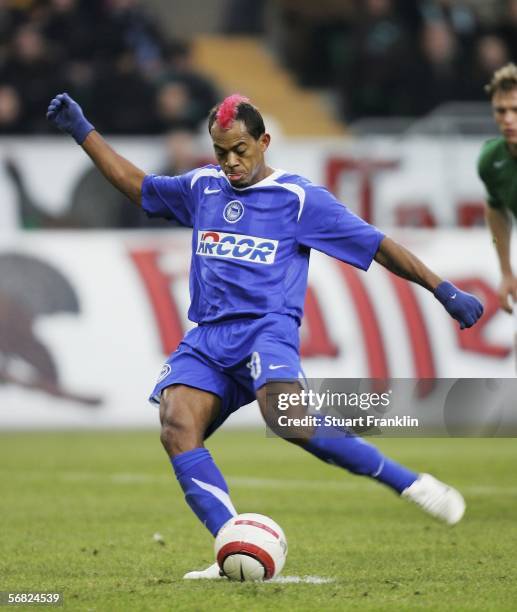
[274,0,517,120]
[0,0,219,135]
[1,0,516,135]
[0,0,514,230]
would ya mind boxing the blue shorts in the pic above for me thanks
[149,313,305,438]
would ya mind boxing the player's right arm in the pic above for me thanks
[485,205,517,313]
[47,93,145,206]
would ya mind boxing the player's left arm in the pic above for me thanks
[374,236,484,329]
[296,183,483,329]
[374,236,441,291]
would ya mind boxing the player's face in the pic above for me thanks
[492,88,517,147]
[210,120,271,187]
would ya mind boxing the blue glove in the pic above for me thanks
[434,281,484,329]
[46,93,94,145]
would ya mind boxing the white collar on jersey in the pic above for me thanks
[223,167,306,220]
[191,166,286,190]
[190,166,305,219]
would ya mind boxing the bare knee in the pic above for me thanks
[160,404,200,457]
[159,385,220,457]
[256,381,315,446]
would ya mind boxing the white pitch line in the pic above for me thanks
[58,471,168,483]
[227,476,369,491]
[227,476,517,496]
[110,473,168,484]
[6,470,517,496]
[270,575,334,584]
[462,485,517,495]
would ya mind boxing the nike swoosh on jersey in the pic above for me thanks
[493,160,507,169]
[204,187,221,194]
[269,364,288,370]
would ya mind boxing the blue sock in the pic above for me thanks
[171,447,237,536]
[305,424,418,493]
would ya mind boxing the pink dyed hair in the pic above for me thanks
[215,93,250,129]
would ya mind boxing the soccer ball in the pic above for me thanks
[214,513,288,581]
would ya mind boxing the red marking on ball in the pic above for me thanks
[234,519,280,539]
[217,541,276,580]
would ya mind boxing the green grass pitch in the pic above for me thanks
[1,429,516,611]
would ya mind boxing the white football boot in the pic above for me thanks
[402,473,466,525]
[183,562,223,580]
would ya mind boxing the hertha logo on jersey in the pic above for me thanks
[196,231,279,264]
[223,200,244,223]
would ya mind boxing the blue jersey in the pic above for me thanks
[142,165,384,324]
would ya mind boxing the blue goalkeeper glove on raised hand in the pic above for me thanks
[46,93,94,145]
[434,281,484,329]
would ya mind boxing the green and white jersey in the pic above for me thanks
[478,137,517,217]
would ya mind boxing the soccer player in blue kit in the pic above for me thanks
[47,92,483,579]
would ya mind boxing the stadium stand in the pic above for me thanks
[0,0,514,134]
